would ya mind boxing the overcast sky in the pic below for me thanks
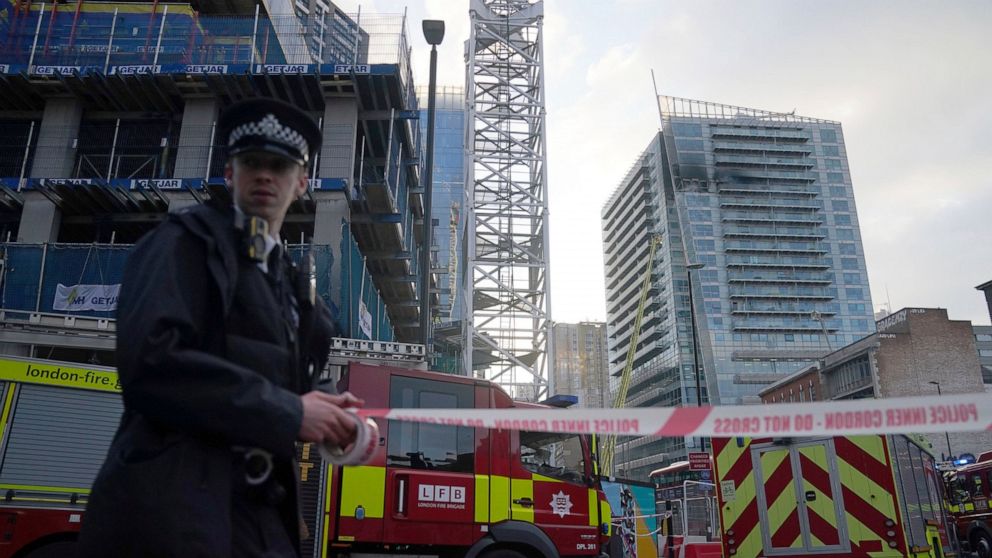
[339,0,992,327]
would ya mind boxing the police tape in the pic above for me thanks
[319,411,379,466]
[358,392,992,438]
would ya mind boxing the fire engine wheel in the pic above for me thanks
[480,548,528,558]
[974,531,992,558]
[22,540,77,558]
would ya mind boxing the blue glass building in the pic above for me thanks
[601,97,876,479]
[417,86,466,325]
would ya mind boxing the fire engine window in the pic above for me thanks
[386,376,474,473]
[519,431,586,484]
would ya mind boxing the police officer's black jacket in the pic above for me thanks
[79,201,334,557]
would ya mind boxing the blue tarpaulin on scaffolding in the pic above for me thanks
[1,238,395,341]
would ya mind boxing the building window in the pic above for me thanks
[692,224,714,236]
[827,172,845,183]
[835,214,852,226]
[823,145,840,156]
[832,200,850,212]
[977,334,992,342]
[820,129,838,143]
[841,257,859,270]
[689,210,712,222]
[695,240,715,252]
[673,122,703,137]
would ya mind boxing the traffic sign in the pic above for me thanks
[689,452,711,471]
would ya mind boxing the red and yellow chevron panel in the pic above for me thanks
[715,435,912,558]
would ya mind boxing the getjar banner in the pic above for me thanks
[53,283,120,312]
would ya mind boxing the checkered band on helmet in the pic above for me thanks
[227,113,309,160]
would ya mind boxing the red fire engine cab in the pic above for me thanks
[300,360,612,558]
[943,450,992,558]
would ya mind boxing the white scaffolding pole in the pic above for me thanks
[464,0,551,401]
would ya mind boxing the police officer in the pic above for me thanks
[79,97,362,557]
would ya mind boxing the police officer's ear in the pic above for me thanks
[223,162,234,187]
[295,168,308,200]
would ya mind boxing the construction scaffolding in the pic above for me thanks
[463,0,551,400]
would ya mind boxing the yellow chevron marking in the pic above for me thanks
[844,513,886,555]
[848,435,888,465]
[735,523,764,558]
[836,456,897,520]
[716,441,747,480]
[799,445,841,540]
[716,440,763,558]
[721,469,756,530]
[761,448,796,542]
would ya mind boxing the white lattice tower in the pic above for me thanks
[463,0,551,401]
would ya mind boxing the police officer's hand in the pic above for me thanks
[298,391,366,446]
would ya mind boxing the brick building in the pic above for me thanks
[759,307,992,459]
[758,366,823,403]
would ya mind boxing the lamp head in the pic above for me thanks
[423,20,445,45]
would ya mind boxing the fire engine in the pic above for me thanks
[0,341,613,558]
[943,450,992,558]
[713,434,958,558]
[649,458,722,558]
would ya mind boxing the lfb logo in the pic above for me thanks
[418,484,466,503]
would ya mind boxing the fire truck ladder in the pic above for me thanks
[602,235,662,475]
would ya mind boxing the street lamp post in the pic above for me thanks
[929,380,954,460]
[419,20,444,348]
[687,262,705,449]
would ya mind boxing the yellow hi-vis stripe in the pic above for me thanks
[600,498,613,536]
[340,466,385,518]
[588,489,599,527]
[490,475,510,523]
[0,385,17,440]
[321,465,335,558]
[510,477,534,523]
[475,475,490,523]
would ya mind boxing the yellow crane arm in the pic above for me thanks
[602,235,661,475]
